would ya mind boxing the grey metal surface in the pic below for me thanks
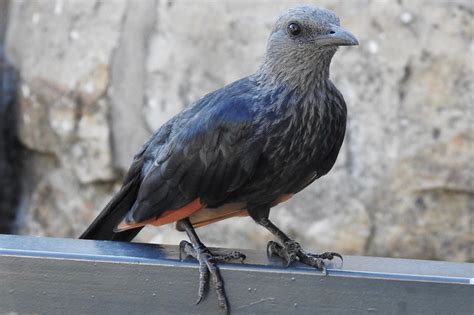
[0,234,473,314]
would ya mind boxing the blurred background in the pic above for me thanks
[0,0,472,262]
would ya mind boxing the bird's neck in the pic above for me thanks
[254,51,335,92]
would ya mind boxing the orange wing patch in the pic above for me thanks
[115,198,203,232]
[186,194,294,230]
[115,194,294,232]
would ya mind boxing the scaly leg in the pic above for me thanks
[249,208,341,274]
[177,218,245,313]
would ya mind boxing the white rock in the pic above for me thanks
[367,40,379,54]
[400,12,413,24]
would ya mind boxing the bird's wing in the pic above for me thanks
[116,91,263,231]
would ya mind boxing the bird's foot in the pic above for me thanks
[179,240,246,312]
[267,240,342,275]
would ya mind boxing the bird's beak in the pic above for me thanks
[318,24,359,47]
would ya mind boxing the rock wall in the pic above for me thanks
[0,0,21,234]
[4,0,473,262]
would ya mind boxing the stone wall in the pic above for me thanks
[4,0,473,262]
[0,0,21,234]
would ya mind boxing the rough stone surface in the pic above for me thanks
[4,0,473,262]
[0,0,21,234]
[109,0,156,171]
[5,0,125,235]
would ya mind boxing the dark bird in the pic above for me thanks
[80,5,358,312]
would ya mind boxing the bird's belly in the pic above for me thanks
[187,202,248,229]
[187,193,294,230]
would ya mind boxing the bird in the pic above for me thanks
[80,5,358,313]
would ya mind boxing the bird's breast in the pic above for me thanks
[252,95,346,197]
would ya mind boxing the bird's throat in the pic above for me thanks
[255,50,335,92]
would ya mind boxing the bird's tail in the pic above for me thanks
[79,175,143,242]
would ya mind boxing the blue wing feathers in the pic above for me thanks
[130,77,271,222]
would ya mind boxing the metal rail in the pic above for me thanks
[0,234,473,314]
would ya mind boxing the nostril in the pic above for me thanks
[329,30,336,35]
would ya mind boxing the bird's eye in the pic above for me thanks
[288,23,302,36]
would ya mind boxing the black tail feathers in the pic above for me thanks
[79,177,143,242]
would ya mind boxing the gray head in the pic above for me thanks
[257,5,358,86]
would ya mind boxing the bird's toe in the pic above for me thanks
[267,240,301,266]
[180,243,232,313]
[267,239,343,273]
[199,250,229,312]
[212,250,246,263]
[298,249,343,273]
[309,251,343,262]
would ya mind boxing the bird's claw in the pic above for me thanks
[309,251,343,262]
[179,240,246,313]
[267,240,300,266]
[213,250,247,263]
[266,239,342,273]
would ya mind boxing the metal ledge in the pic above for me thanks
[1,234,473,314]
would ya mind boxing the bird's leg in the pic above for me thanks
[249,209,341,274]
[177,218,245,313]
